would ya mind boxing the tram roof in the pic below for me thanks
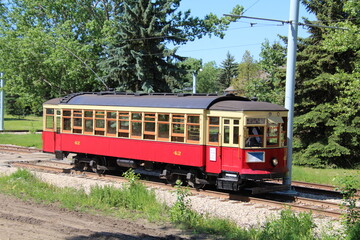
[44,92,288,112]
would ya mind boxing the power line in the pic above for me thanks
[224,14,349,31]
[243,0,262,14]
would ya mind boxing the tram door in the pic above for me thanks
[221,118,241,171]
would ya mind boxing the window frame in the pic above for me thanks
[118,111,130,138]
[72,110,83,134]
[106,111,117,137]
[186,114,200,143]
[157,113,170,141]
[62,109,72,133]
[130,112,142,139]
[44,108,55,131]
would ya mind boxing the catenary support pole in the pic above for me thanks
[0,73,4,131]
[283,0,300,187]
[192,71,197,94]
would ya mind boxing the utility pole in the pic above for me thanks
[192,71,197,94]
[0,73,4,131]
[283,0,300,187]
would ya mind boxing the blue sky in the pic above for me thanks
[176,0,315,65]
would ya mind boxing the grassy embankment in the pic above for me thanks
[0,114,42,148]
[1,169,355,240]
[1,114,359,188]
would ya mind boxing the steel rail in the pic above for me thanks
[0,144,42,153]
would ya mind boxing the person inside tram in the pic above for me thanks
[245,127,263,147]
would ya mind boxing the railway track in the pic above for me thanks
[0,144,42,154]
[8,160,358,219]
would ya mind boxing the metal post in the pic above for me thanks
[192,71,197,94]
[0,73,4,131]
[283,0,300,187]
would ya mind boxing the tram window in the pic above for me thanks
[158,123,169,139]
[171,114,185,142]
[171,136,185,142]
[233,126,239,144]
[266,122,279,147]
[246,118,265,125]
[224,126,230,144]
[95,111,105,135]
[187,115,200,143]
[63,118,71,131]
[158,114,169,122]
[63,110,71,117]
[144,113,156,140]
[208,117,219,144]
[158,114,169,140]
[119,121,129,130]
[118,112,129,138]
[172,123,184,134]
[84,119,93,133]
[96,119,105,128]
[107,120,117,135]
[131,112,142,138]
[84,111,93,118]
[72,110,82,134]
[45,109,54,130]
[84,110,94,134]
[187,125,200,142]
[106,111,117,136]
[62,110,71,132]
[245,127,264,147]
[131,122,142,137]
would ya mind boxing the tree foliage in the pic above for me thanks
[99,0,243,93]
[197,61,221,93]
[217,52,238,91]
[0,0,107,113]
[0,0,244,113]
[235,41,286,104]
[293,0,360,168]
[232,50,260,97]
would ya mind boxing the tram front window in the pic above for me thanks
[245,127,264,147]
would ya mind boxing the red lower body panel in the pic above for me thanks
[42,131,287,178]
[43,131,205,167]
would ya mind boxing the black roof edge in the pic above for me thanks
[206,95,251,110]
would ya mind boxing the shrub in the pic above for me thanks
[258,209,316,240]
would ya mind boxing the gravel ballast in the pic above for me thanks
[0,152,345,237]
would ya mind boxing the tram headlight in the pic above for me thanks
[271,158,279,167]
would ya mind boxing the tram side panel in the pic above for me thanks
[53,133,206,167]
[42,131,55,153]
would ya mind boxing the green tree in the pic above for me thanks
[99,0,243,92]
[0,0,108,114]
[173,57,202,93]
[232,50,260,97]
[197,61,221,93]
[0,0,244,114]
[293,0,360,168]
[218,52,238,91]
[253,39,286,104]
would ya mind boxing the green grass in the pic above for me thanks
[0,134,42,149]
[292,166,360,189]
[4,114,42,131]
[0,169,345,240]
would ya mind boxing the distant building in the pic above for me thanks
[224,86,238,95]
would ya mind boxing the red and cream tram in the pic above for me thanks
[43,92,288,191]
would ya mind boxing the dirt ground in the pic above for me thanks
[0,151,198,240]
[0,193,194,240]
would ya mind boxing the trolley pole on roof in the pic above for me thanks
[283,0,300,188]
[0,73,4,131]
